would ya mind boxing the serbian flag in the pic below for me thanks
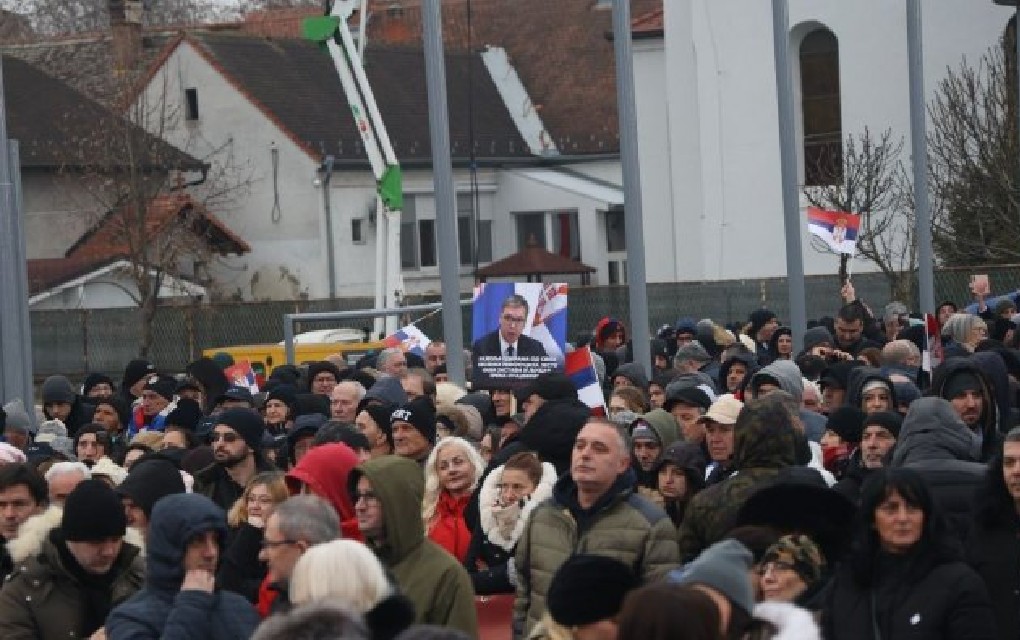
[923,313,943,373]
[224,360,259,394]
[807,207,861,255]
[382,324,431,358]
[564,346,606,416]
[530,283,569,364]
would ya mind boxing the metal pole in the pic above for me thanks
[372,196,386,338]
[422,0,466,386]
[321,156,336,299]
[907,0,935,314]
[612,0,651,377]
[771,0,806,350]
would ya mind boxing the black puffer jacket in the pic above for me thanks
[518,398,590,476]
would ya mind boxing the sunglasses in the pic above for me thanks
[210,431,240,443]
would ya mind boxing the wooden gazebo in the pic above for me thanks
[475,245,597,284]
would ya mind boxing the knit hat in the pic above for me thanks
[669,539,755,615]
[35,419,68,443]
[90,457,128,486]
[631,419,661,445]
[82,373,115,397]
[216,386,254,406]
[517,372,578,404]
[825,406,866,444]
[995,298,1017,316]
[307,361,342,389]
[663,385,712,413]
[62,479,127,542]
[391,397,437,445]
[121,359,155,392]
[50,436,76,460]
[166,398,203,431]
[892,380,922,408]
[143,374,177,402]
[93,397,130,431]
[944,371,983,400]
[360,377,408,410]
[214,408,266,451]
[0,443,26,464]
[296,393,331,418]
[288,414,327,449]
[676,341,712,363]
[762,534,826,586]
[861,379,892,398]
[863,411,903,439]
[749,308,778,338]
[803,326,834,352]
[41,375,76,405]
[117,458,187,517]
[2,399,34,434]
[546,555,639,627]
[361,402,395,447]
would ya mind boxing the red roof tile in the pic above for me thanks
[26,255,121,295]
[476,246,595,279]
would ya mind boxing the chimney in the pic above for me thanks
[110,0,143,72]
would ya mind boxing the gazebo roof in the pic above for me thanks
[476,245,596,279]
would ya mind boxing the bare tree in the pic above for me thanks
[803,127,926,303]
[928,33,1020,266]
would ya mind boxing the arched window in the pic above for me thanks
[800,28,842,186]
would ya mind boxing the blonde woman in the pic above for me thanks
[289,539,415,639]
[422,436,485,562]
[220,471,288,602]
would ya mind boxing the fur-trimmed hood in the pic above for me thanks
[753,601,822,640]
[8,504,145,563]
[479,460,557,552]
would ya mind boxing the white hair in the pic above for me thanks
[421,436,485,529]
[289,539,391,613]
[335,380,367,400]
[44,461,90,482]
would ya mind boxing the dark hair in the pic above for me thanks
[313,421,370,452]
[406,368,436,399]
[850,467,957,586]
[504,451,543,487]
[500,294,529,316]
[163,425,200,450]
[975,429,1020,528]
[837,302,869,324]
[726,525,781,564]
[618,584,722,640]
[73,423,109,453]
[0,463,47,506]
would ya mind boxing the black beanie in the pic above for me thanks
[266,384,299,417]
[307,361,342,390]
[142,374,177,402]
[944,371,983,401]
[62,479,127,542]
[215,408,265,451]
[82,373,115,397]
[166,398,203,431]
[749,308,777,337]
[547,554,639,626]
[390,397,437,445]
[864,411,903,439]
[363,402,396,447]
[825,406,866,444]
[122,359,155,391]
[117,458,187,517]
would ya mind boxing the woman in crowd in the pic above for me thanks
[422,436,486,562]
[218,471,289,603]
[759,534,826,607]
[608,386,650,417]
[822,468,996,639]
[655,441,706,528]
[942,313,989,355]
[92,396,130,461]
[765,327,794,364]
[466,451,556,594]
[289,539,415,640]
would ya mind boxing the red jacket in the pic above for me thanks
[428,491,472,562]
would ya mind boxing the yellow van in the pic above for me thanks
[203,329,386,382]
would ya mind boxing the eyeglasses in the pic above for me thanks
[260,538,298,549]
[210,431,240,443]
[501,314,526,325]
[351,491,380,504]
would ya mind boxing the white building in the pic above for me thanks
[633,1,1014,281]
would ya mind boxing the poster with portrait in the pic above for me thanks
[471,282,567,389]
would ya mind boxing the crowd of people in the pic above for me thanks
[0,281,1019,639]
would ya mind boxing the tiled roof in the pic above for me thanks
[476,245,595,278]
[3,54,202,170]
[184,31,531,162]
[27,255,121,295]
[66,191,250,260]
[632,8,664,39]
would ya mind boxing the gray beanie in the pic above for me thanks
[668,539,755,615]
[2,400,34,434]
[41,375,76,405]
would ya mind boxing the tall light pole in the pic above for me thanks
[317,155,337,298]
[907,0,934,315]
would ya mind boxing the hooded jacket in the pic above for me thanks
[186,358,230,414]
[285,443,361,540]
[845,367,897,412]
[512,468,678,638]
[890,397,986,542]
[653,441,707,527]
[106,494,260,640]
[612,362,649,390]
[930,358,1000,462]
[519,398,591,476]
[466,460,557,595]
[749,360,826,443]
[349,456,478,636]
[971,351,1016,434]
[720,352,759,395]
[632,408,681,493]
[678,401,798,562]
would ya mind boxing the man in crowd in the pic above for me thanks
[354,404,395,459]
[425,341,447,374]
[106,493,259,637]
[330,380,366,423]
[674,342,715,377]
[472,294,547,359]
[117,457,187,541]
[747,308,779,363]
[663,385,713,447]
[1,401,33,452]
[833,302,881,357]
[402,368,436,403]
[0,479,144,639]
[931,359,999,461]
[701,394,743,484]
[0,464,47,577]
[376,348,410,378]
[216,386,255,410]
[41,375,94,437]
[630,409,679,504]
[194,408,275,511]
[307,362,342,396]
[881,339,922,383]
[350,456,478,634]
[73,424,108,465]
[834,410,899,503]
[390,397,436,464]
[513,418,679,637]
[128,373,176,435]
[258,495,340,613]
[44,462,89,506]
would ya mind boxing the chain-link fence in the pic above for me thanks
[31,265,1020,379]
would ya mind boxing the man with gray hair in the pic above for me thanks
[330,380,367,423]
[881,339,921,383]
[44,461,90,506]
[376,347,409,378]
[257,495,340,614]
